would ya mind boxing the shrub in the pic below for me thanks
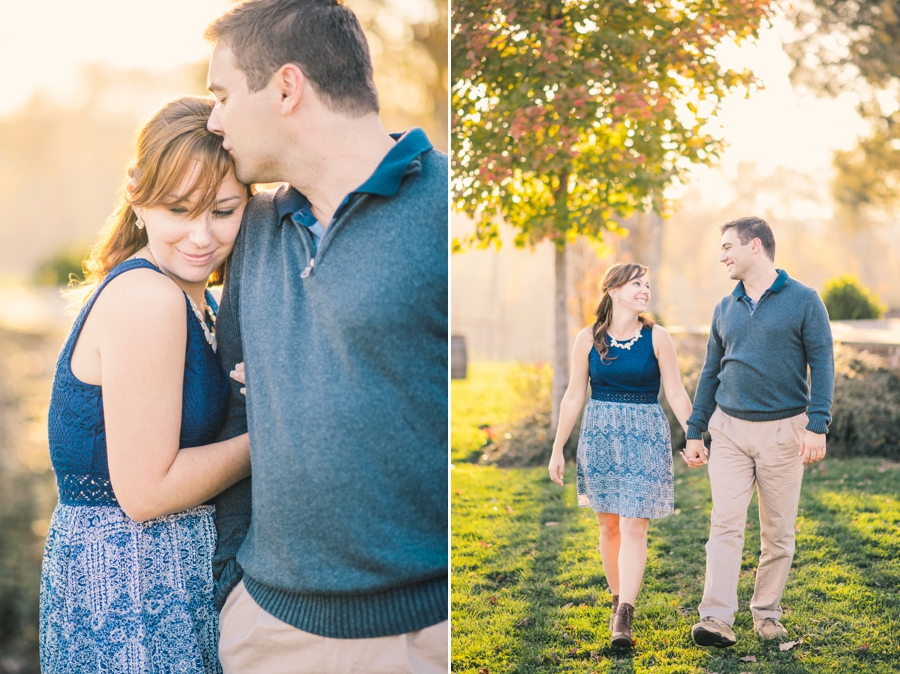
[827,345,900,460]
[34,246,87,287]
[822,275,886,320]
[482,363,579,467]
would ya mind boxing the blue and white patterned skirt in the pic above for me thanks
[40,504,221,674]
[576,400,674,519]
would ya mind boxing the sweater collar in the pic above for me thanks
[274,128,433,226]
[732,268,789,300]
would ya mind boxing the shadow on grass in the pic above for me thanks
[510,491,640,673]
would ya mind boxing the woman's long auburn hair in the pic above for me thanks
[592,262,656,363]
[68,96,247,305]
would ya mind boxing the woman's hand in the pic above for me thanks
[548,452,566,486]
[230,362,246,395]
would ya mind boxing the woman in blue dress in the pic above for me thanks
[40,96,251,673]
[548,262,694,648]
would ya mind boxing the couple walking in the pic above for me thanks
[40,1,447,673]
[549,216,835,648]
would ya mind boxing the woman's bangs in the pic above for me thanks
[145,137,232,217]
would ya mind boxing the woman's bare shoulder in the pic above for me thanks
[90,267,185,328]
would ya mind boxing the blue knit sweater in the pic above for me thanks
[686,270,834,439]
[212,129,447,638]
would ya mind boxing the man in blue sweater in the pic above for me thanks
[204,1,447,672]
[683,217,833,648]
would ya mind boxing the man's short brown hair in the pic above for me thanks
[205,0,379,116]
[721,216,776,261]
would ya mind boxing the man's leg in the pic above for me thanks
[219,580,447,674]
[750,413,806,624]
[698,410,758,626]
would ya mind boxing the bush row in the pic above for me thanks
[482,344,900,466]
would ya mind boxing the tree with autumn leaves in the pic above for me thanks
[452,0,772,426]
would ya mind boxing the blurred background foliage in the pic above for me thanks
[0,1,446,671]
[822,274,887,321]
[476,341,900,468]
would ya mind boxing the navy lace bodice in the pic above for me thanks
[589,325,661,404]
[47,258,229,506]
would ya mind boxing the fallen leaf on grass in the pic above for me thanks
[488,596,497,605]
[505,505,514,514]
[563,602,573,608]
[515,617,534,628]
[740,655,757,662]
[548,651,562,664]
[590,651,601,661]
[567,647,578,656]
[544,521,559,526]
[478,668,489,674]
[858,644,870,651]
[780,640,801,651]
[479,540,492,548]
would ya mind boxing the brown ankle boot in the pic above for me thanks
[609,595,619,632]
[611,602,635,648]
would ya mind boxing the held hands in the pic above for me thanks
[230,362,246,396]
[681,438,708,468]
[548,452,565,486]
[799,430,826,465]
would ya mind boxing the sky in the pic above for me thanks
[681,15,868,203]
[0,0,232,116]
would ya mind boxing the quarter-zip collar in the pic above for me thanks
[732,268,789,308]
[273,127,433,231]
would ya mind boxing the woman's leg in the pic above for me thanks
[596,512,621,595]
[617,517,650,605]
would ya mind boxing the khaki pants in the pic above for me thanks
[219,581,448,674]
[698,407,807,626]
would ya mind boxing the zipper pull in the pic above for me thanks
[300,258,315,279]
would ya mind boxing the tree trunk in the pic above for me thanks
[551,242,569,429]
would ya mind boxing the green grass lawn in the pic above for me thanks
[451,363,900,673]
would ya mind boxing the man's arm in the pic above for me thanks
[212,230,253,611]
[799,292,834,464]
[686,304,725,440]
[803,293,835,434]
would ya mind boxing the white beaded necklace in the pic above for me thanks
[186,294,217,353]
[608,325,642,350]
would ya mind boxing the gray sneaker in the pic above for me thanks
[754,617,788,640]
[691,616,737,648]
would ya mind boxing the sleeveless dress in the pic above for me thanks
[40,258,229,674]
[575,325,675,519]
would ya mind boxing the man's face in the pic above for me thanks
[207,45,281,184]
[719,228,755,280]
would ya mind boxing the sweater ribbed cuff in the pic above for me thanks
[243,574,448,639]
[806,416,830,434]
[686,424,704,440]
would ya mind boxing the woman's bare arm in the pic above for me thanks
[548,328,593,486]
[94,269,251,522]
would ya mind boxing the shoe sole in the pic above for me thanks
[692,626,736,648]
[610,635,633,648]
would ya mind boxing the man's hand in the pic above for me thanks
[799,429,826,465]
[681,438,708,468]
[548,452,565,486]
